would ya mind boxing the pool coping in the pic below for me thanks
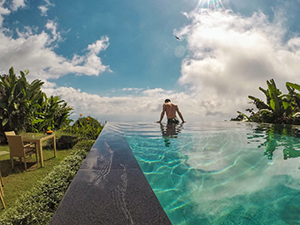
[50,122,172,225]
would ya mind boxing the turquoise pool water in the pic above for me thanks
[122,122,300,225]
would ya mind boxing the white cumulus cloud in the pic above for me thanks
[11,0,26,11]
[45,20,61,43]
[0,0,10,27]
[175,9,300,119]
[0,21,111,81]
[42,85,194,122]
[38,0,54,16]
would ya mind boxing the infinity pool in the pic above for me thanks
[121,121,300,225]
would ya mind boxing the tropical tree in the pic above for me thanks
[0,67,74,140]
[285,82,300,112]
[234,79,300,124]
[31,94,73,132]
[0,67,44,133]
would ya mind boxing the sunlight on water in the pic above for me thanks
[122,122,300,225]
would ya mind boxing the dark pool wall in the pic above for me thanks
[50,123,171,225]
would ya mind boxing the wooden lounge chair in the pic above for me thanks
[0,170,5,209]
[6,135,37,171]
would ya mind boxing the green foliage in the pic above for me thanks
[285,82,300,112]
[266,79,284,116]
[31,94,73,132]
[248,95,271,111]
[63,116,104,140]
[0,67,44,133]
[56,135,79,150]
[72,139,94,150]
[0,67,73,136]
[0,140,94,225]
[234,79,300,124]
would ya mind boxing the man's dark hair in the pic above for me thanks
[165,99,171,103]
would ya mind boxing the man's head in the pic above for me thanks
[165,99,171,103]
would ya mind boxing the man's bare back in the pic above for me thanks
[156,99,185,124]
[163,102,178,119]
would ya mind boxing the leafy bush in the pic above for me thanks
[63,116,104,140]
[233,79,300,124]
[0,67,73,141]
[31,95,73,132]
[56,135,79,150]
[0,140,94,225]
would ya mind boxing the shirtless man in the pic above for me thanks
[156,99,186,124]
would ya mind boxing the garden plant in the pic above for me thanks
[0,67,73,142]
[233,79,300,124]
[0,67,105,224]
[0,140,94,225]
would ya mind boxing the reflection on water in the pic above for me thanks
[123,122,300,225]
[160,123,184,147]
[247,124,300,161]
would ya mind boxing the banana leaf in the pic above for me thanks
[267,79,283,115]
[286,82,300,92]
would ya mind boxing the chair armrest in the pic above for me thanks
[23,143,32,147]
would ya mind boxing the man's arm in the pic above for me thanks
[156,105,166,123]
[176,107,186,123]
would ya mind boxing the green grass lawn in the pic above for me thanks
[0,143,73,216]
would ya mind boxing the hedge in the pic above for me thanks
[0,140,94,225]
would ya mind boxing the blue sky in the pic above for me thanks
[1,0,300,122]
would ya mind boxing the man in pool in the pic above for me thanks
[156,99,186,124]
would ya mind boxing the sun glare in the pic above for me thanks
[196,0,228,10]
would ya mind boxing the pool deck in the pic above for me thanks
[50,123,171,225]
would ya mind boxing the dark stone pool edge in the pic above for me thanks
[50,123,172,225]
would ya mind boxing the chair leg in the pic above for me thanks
[0,172,3,196]
[0,170,4,208]
[0,172,3,187]
[24,157,27,171]
[0,185,3,197]
[0,192,5,209]
[35,151,38,165]
[11,156,14,170]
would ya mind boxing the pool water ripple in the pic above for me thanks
[120,122,300,224]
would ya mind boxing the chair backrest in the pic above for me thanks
[6,135,25,157]
[5,131,16,136]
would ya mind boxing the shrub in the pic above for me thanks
[0,140,94,225]
[56,135,79,150]
[233,79,300,124]
[0,67,73,144]
[63,116,104,140]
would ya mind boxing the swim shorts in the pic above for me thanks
[167,118,179,124]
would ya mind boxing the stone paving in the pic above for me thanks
[50,122,171,225]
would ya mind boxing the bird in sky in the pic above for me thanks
[175,36,180,40]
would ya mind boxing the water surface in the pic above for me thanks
[121,121,300,225]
